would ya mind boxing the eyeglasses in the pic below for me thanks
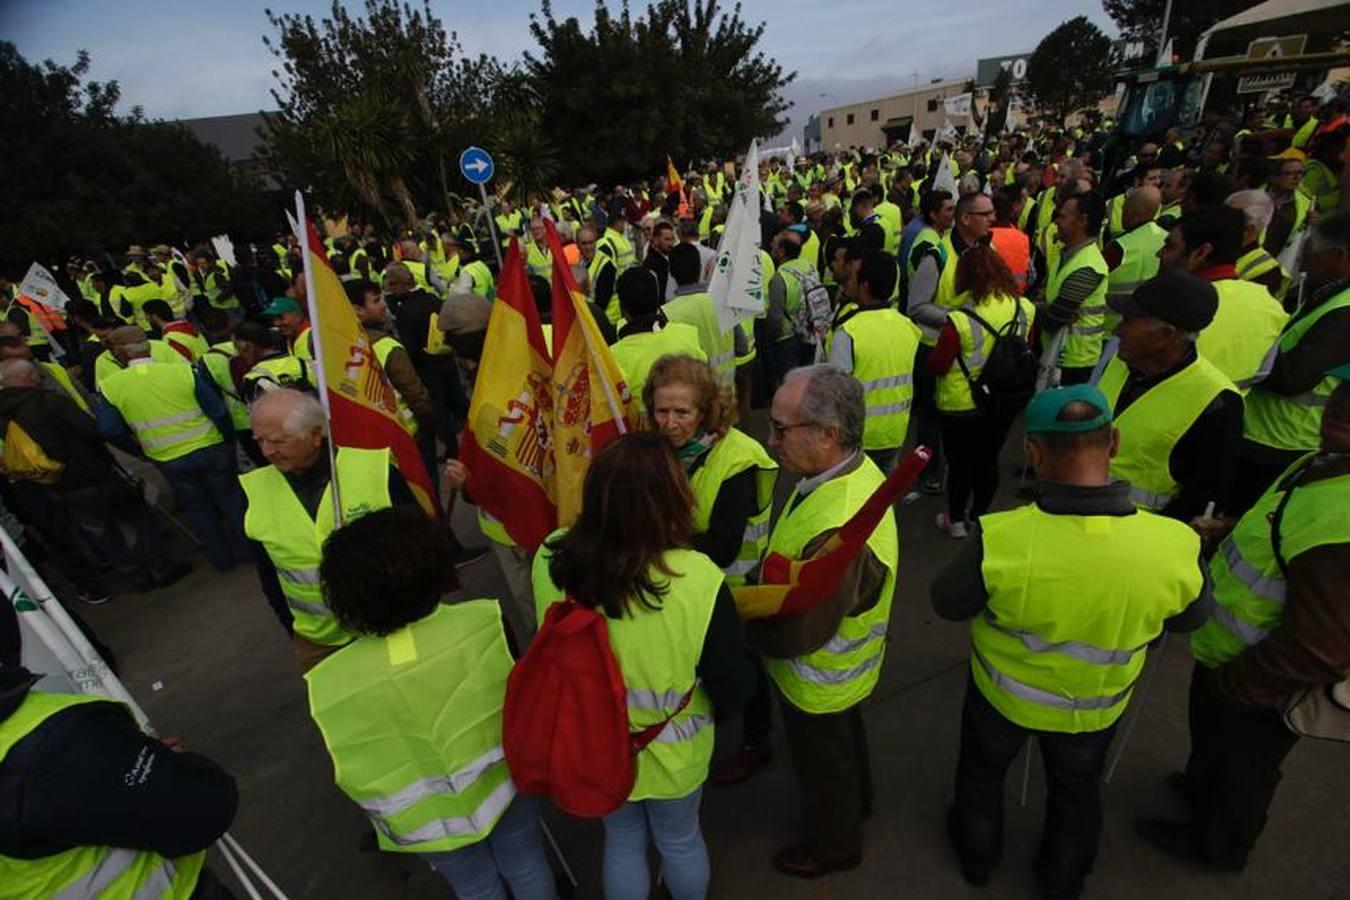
[769,419,816,437]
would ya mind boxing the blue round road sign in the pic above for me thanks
[459,146,495,185]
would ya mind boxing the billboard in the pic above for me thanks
[976,53,1030,88]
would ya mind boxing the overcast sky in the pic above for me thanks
[2,0,1117,140]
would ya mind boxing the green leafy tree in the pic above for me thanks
[263,0,522,226]
[1024,16,1116,125]
[0,42,271,275]
[525,0,794,185]
[1102,0,1264,62]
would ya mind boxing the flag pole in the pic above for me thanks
[294,190,344,526]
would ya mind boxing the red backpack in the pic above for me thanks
[502,599,690,818]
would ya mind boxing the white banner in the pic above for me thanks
[711,139,765,332]
[211,234,238,267]
[943,93,973,118]
[18,262,72,311]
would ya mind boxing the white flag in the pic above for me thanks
[711,139,765,333]
[907,122,920,148]
[211,235,238,267]
[932,152,959,197]
[18,262,72,311]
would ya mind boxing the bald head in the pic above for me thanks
[1122,186,1162,231]
[397,239,422,262]
[0,358,39,388]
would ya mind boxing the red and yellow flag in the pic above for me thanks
[299,215,438,516]
[459,239,558,550]
[732,447,931,621]
[666,156,683,194]
[543,219,635,526]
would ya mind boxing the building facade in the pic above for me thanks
[818,79,972,151]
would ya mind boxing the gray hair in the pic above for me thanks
[0,358,38,387]
[785,365,864,450]
[251,388,328,437]
[1226,189,1274,233]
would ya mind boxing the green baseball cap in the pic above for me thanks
[262,296,302,317]
[1025,385,1113,435]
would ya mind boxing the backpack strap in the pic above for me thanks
[629,683,698,754]
[1269,455,1319,578]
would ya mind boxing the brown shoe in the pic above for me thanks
[709,741,772,785]
[771,845,862,879]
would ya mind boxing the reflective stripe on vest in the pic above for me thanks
[840,307,920,450]
[973,648,1134,712]
[763,456,899,714]
[1192,454,1350,668]
[532,540,723,800]
[1045,243,1108,368]
[1096,353,1235,511]
[241,447,392,645]
[99,363,221,463]
[1243,286,1350,452]
[687,429,776,587]
[975,503,1202,732]
[305,601,516,852]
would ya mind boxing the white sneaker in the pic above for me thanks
[936,512,968,539]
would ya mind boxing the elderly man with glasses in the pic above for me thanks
[745,365,899,879]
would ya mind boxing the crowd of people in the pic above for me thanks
[1,84,1349,900]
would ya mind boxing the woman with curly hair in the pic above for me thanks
[307,507,557,900]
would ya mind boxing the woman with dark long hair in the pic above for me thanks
[533,433,753,900]
[928,245,1037,538]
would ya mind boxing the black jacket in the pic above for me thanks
[0,669,238,861]
[0,386,115,490]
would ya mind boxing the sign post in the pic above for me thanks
[460,146,503,271]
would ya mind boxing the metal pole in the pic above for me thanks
[1104,632,1171,784]
[1020,739,1035,807]
[479,183,505,272]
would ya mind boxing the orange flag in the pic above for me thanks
[459,239,558,551]
[732,446,931,621]
[297,203,438,517]
[542,219,635,526]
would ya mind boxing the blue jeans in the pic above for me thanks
[55,482,173,580]
[602,788,708,900]
[421,795,556,900]
[950,677,1116,900]
[159,443,247,571]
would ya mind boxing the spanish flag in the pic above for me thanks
[296,199,439,518]
[732,447,931,621]
[542,218,635,526]
[666,156,683,195]
[459,239,558,551]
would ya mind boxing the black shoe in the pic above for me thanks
[449,544,490,569]
[76,588,112,606]
[946,811,991,887]
[152,562,191,589]
[771,845,862,879]
[709,741,772,785]
[1134,818,1201,864]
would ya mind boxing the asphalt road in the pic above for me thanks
[67,421,1350,900]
